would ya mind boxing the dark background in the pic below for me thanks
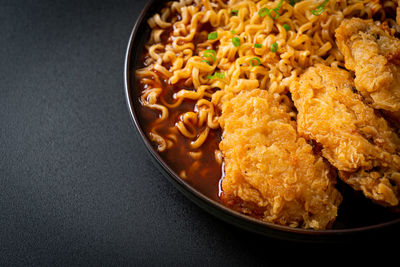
[1,0,398,265]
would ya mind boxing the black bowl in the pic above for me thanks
[124,0,400,242]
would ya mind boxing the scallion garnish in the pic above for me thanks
[311,0,329,16]
[283,24,290,31]
[288,0,299,6]
[258,0,284,20]
[250,57,261,66]
[232,37,241,47]
[202,60,211,65]
[208,71,225,79]
[254,43,262,48]
[258,8,269,18]
[231,9,239,16]
[276,0,284,10]
[203,49,217,62]
[269,9,280,19]
[208,32,218,40]
[271,42,278,52]
[231,30,237,34]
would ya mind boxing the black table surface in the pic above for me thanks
[1,0,399,265]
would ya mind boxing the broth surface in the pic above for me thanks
[137,81,223,201]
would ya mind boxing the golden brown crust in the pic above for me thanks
[340,170,400,206]
[397,0,400,26]
[290,64,400,206]
[219,89,342,229]
[335,18,400,112]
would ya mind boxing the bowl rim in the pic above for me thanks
[123,0,400,239]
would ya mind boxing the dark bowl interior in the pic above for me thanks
[124,0,400,242]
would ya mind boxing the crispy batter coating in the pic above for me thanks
[397,0,400,26]
[290,64,400,206]
[219,89,342,229]
[335,18,400,112]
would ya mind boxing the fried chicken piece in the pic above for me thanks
[290,64,400,207]
[219,89,342,229]
[397,0,400,26]
[335,18,400,112]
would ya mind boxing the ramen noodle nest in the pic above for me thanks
[136,0,400,229]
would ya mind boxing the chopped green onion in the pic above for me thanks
[269,8,280,19]
[231,9,239,16]
[202,60,211,65]
[208,71,225,79]
[203,49,217,62]
[311,0,329,16]
[254,43,262,48]
[231,30,237,34]
[288,0,299,6]
[270,0,283,19]
[259,0,283,20]
[208,32,218,40]
[276,0,284,10]
[250,57,261,66]
[232,37,241,47]
[258,8,269,18]
[271,42,278,52]
[311,6,324,16]
[283,24,290,31]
